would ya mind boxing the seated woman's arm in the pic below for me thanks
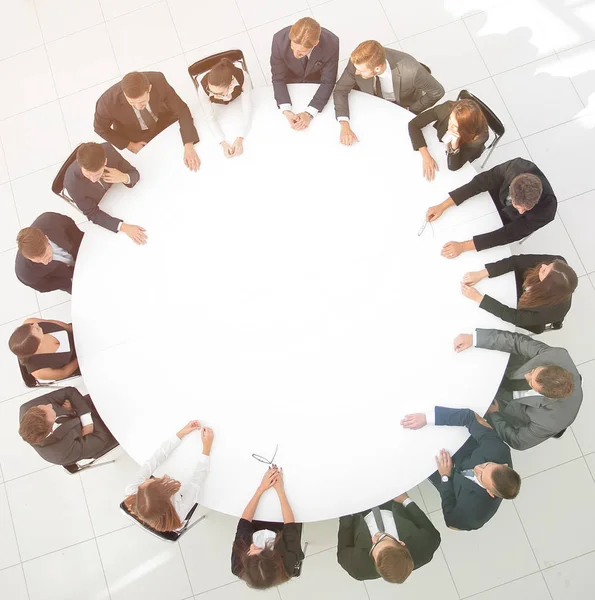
[273,469,295,524]
[32,357,79,382]
[446,138,486,171]
[408,105,441,181]
[197,84,225,144]
[238,72,253,140]
[241,468,278,521]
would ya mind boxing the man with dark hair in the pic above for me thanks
[64,141,146,244]
[94,71,200,171]
[425,158,557,258]
[401,407,521,530]
[19,387,117,466]
[337,493,440,582]
[453,328,583,450]
[15,212,83,294]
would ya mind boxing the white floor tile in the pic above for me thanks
[0,565,28,600]
[466,572,551,600]
[194,580,279,600]
[237,0,309,30]
[0,102,70,180]
[302,518,338,556]
[417,477,442,513]
[400,20,490,92]
[5,467,95,561]
[46,24,120,97]
[0,142,9,185]
[99,0,160,20]
[36,289,72,311]
[0,249,39,325]
[541,0,595,53]
[312,0,397,62]
[40,300,72,323]
[0,0,43,60]
[106,2,182,74]
[23,539,109,600]
[514,458,595,568]
[0,484,21,570]
[558,191,595,274]
[35,0,104,43]
[0,184,20,253]
[97,525,192,600]
[432,501,539,597]
[557,41,595,115]
[587,452,595,479]
[0,46,57,119]
[477,139,532,172]
[544,550,595,600]
[571,359,595,455]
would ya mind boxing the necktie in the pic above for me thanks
[140,107,156,129]
[375,76,383,99]
[372,507,385,533]
[302,54,309,72]
[461,469,475,479]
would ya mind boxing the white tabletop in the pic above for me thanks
[72,84,516,522]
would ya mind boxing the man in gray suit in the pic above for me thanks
[334,40,444,145]
[453,329,582,450]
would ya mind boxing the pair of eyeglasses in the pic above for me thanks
[369,532,397,555]
[252,444,278,465]
[417,218,428,236]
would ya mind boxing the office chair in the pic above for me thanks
[188,49,251,93]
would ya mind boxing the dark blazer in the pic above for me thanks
[64,142,140,233]
[430,407,512,531]
[408,100,488,171]
[94,71,199,150]
[337,501,440,581]
[449,158,557,252]
[270,26,339,112]
[15,212,83,294]
[334,47,445,118]
[19,387,116,466]
[481,254,572,334]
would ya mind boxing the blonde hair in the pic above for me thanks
[351,40,385,70]
[289,17,321,49]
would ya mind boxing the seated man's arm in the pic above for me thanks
[161,75,199,145]
[308,42,340,113]
[487,412,552,450]
[409,65,445,114]
[74,190,122,233]
[449,161,508,206]
[336,515,358,572]
[476,328,551,359]
[94,96,130,150]
[270,37,292,108]
[333,62,357,121]
[113,148,140,187]
[61,420,113,465]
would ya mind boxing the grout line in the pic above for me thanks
[558,214,590,276]
[511,501,542,577]
[540,570,555,600]
[375,0,401,47]
[541,548,595,574]
[176,539,196,597]
[232,0,267,85]
[460,569,542,600]
[438,546,463,599]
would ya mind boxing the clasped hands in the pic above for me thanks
[283,110,312,131]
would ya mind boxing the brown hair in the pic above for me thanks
[19,406,52,444]
[289,17,321,49]
[9,324,40,360]
[519,260,578,309]
[121,71,150,99]
[207,58,235,88]
[491,466,521,499]
[510,173,543,209]
[234,535,290,589]
[450,99,488,146]
[124,477,182,532]
[351,40,386,70]
[374,543,414,583]
[534,365,574,399]
[17,227,48,259]
[76,142,106,172]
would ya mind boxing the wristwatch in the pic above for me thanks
[441,475,449,483]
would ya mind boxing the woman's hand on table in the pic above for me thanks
[419,148,438,181]
[201,427,214,455]
[462,269,488,286]
[400,413,427,430]
[177,420,201,439]
[461,283,483,303]
[257,466,279,493]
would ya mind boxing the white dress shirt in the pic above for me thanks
[48,241,74,266]
[133,103,159,130]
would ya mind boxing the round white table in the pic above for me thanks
[72,85,516,522]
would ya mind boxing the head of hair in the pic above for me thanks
[510,173,543,209]
[374,543,414,583]
[76,142,106,172]
[490,466,521,499]
[289,17,321,49]
[519,260,578,309]
[9,324,40,360]
[534,365,574,399]
[17,227,48,260]
[19,406,52,445]
[350,40,386,70]
[234,535,290,589]
[121,71,150,99]
[451,99,488,146]
[125,478,182,532]
[207,58,236,88]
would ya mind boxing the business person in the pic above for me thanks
[408,99,488,180]
[64,142,146,244]
[401,408,521,531]
[197,57,252,157]
[124,421,213,533]
[94,71,200,171]
[9,318,79,383]
[334,40,445,145]
[19,387,117,466]
[462,254,578,334]
[15,212,83,294]
[454,329,582,450]
[337,493,440,583]
[426,158,557,258]
[271,17,339,130]
[232,466,303,589]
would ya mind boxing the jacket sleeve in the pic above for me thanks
[308,41,339,112]
[407,106,439,150]
[449,161,508,205]
[160,75,199,145]
[479,294,545,329]
[113,147,140,187]
[73,189,122,233]
[67,388,92,415]
[94,95,130,150]
[61,423,114,465]
[434,406,501,445]
[408,65,445,114]
[487,411,552,450]
[333,62,357,120]
[447,139,485,171]
[271,36,292,107]
[476,328,552,359]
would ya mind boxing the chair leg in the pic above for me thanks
[77,459,116,472]
[480,136,500,169]
[303,541,309,556]
[184,514,206,534]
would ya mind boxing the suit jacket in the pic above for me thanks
[15,212,83,294]
[64,142,140,232]
[270,26,339,113]
[407,100,488,171]
[481,254,571,334]
[19,387,116,466]
[432,407,512,530]
[478,329,583,450]
[337,501,440,581]
[449,158,557,251]
[94,71,199,149]
[334,48,445,118]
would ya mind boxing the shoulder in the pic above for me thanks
[273,27,291,45]
[101,142,120,161]
[320,27,339,47]
[97,80,122,105]
[30,211,64,231]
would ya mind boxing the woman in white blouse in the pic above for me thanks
[197,57,252,158]
[124,420,213,532]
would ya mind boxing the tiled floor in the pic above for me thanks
[0,1,594,599]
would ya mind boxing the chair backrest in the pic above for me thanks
[51,145,82,207]
[119,501,199,542]
[457,89,505,137]
[188,49,247,89]
[63,439,119,474]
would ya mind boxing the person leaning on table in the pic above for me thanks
[123,421,213,533]
[337,493,440,583]
[461,254,578,334]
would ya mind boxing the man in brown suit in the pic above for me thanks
[94,71,201,171]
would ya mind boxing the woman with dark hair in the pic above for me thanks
[124,421,213,533]
[9,317,79,382]
[232,466,304,589]
[408,99,489,180]
[461,254,578,333]
[197,57,252,158]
